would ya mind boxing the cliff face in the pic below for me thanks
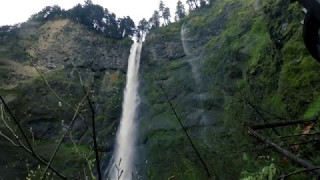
[139,0,320,179]
[0,19,132,178]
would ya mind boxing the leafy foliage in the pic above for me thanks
[175,0,186,21]
[149,11,161,30]
[241,163,277,180]
[163,7,171,26]
[30,5,66,22]
[29,3,136,39]
[304,95,320,119]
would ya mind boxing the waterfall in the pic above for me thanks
[181,23,211,147]
[181,23,205,119]
[108,41,142,180]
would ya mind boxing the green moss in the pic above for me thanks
[142,0,320,178]
[145,129,208,180]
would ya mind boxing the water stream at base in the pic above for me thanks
[107,41,142,180]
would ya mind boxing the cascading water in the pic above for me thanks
[181,23,211,147]
[181,23,205,118]
[108,41,142,180]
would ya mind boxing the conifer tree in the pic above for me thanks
[84,0,93,6]
[175,0,186,21]
[149,10,160,29]
[159,0,165,16]
[138,18,149,39]
[200,0,207,7]
[186,0,199,10]
[163,7,171,25]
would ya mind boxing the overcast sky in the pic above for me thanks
[0,0,182,26]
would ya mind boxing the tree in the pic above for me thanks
[137,18,149,40]
[103,12,120,38]
[186,0,193,10]
[163,7,171,26]
[159,0,165,16]
[175,0,186,21]
[200,0,207,7]
[149,10,160,30]
[118,16,135,38]
[186,0,199,10]
[68,3,105,31]
[158,0,167,26]
[83,4,105,31]
[68,4,83,22]
[84,0,93,5]
[30,5,65,22]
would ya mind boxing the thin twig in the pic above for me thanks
[0,131,19,146]
[27,54,93,138]
[246,125,320,175]
[0,96,66,179]
[41,94,88,179]
[269,131,320,141]
[152,73,212,178]
[0,104,20,142]
[82,86,102,180]
[249,119,316,130]
[288,139,320,147]
[63,40,102,180]
[0,96,35,154]
[238,90,280,136]
[278,167,320,180]
[70,133,95,179]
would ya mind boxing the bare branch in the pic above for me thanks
[82,86,102,180]
[0,96,37,154]
[278,167,320,180]
[27,53,93,138]
[246,125,320,175]
[269,131,320,142]
[238,90,280,136]
[41,94,88,179]
[70,133,95,179]
[152,72,212,178]
[248,119,317,130]
[0,96,66,179]
[0,131,19,147]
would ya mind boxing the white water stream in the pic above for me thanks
[108,41,142,180]
[181,23,211,147]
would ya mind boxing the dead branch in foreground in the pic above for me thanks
[29,43,103,179]
[238,89,280,136]
[153,72,213,178]
[248,119,317,130]
[82,86,102,180]
[29,58,93,138]
[245,125,320,176]
[40,93,88,180]
[57,41,102,180]
[277,167,320,180]
[0,96,66,179]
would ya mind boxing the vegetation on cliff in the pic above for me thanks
[140,0,320,179]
